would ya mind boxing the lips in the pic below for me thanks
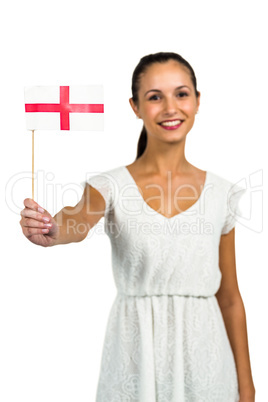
[158,119,184,129]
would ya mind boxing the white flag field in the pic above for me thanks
[24,85,104,131]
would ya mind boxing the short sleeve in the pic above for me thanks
[221,183,246,235]
[84,172,112,218]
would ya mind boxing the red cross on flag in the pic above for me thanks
[24,85,104,131]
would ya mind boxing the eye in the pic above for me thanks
[177,92,189,98]
[148,94,161,101]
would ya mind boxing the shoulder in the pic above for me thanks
[86,165,125,185]
[84,165,126,206]
[205,171,246,216]
[207,170,244,194]
[207,170,232,187]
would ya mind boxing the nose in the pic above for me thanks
[162,96,177,115]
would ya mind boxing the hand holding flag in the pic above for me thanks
[20,198,59,248]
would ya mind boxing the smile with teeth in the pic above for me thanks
[160,120,182,127]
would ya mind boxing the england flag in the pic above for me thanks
[24,85,104,131]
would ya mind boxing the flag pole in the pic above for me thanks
[32,129,34,200]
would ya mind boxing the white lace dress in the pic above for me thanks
[86,165,246,402]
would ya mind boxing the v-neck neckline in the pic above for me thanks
[122,165,209,220]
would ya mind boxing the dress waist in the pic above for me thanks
[117,291,215,298]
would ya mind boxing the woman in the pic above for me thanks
[20,52,255,401]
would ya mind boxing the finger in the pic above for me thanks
[22,217,52,229]
[23,198,46,213]
[20,208,50,222]
[24,227,50,237]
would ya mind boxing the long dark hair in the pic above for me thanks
[131,52,199,160]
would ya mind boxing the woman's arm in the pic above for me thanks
[52,184,106,245]
[20,184,106,247]
[216,228,255,400]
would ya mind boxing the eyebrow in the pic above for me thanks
[144,85,191,97]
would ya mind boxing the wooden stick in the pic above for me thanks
[32,129,34,200]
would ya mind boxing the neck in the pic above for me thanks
[136,140,193,177]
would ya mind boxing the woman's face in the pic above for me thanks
[130,60,200,144]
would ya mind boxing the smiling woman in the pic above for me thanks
[19,51,255,402]
[130,52,200,159]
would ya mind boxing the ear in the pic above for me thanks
[129,98,140,118]
[196,91,201,113]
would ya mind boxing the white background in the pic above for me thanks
[1,0,266,400]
